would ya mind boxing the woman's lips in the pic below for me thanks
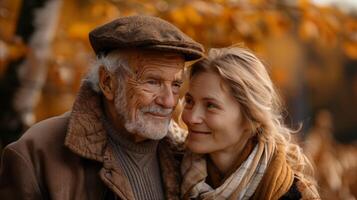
[189,130,211,135]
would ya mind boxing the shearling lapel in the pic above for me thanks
[64,81,107,162]
[64,81,184,200]
[99,146,135,200]
[64,82,135,199]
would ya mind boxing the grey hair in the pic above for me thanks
[86,50,132,93]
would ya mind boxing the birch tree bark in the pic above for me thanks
[0,0,62,149]
[13,0,62,127]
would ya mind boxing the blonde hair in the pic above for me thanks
[189,46,315,183]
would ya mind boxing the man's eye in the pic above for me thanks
[147,79,160,85]
[172,82,182,93]
[172,82,182,88]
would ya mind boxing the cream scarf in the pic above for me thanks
[181,141,275,200]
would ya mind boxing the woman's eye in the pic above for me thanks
[206,103,217,109]
[184,96,194,109]
[185,97,192,105]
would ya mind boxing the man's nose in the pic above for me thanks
[155,85,177,109]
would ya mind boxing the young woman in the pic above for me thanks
[181,47,320,200]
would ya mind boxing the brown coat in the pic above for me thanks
[0,82,182,200]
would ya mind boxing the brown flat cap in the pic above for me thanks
[89,15,204,61]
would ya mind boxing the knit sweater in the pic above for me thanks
[103,119,164,200]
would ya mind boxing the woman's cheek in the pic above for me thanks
[181,109,190,125]
[204,115,218,130]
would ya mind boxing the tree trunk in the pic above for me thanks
[0,0,62,150]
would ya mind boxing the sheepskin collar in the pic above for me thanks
[64,81,182,199]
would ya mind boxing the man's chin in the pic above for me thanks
[142,121,169,138]
[125,120,170,140]
[138,131,168,140]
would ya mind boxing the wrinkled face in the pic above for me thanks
[115,51,184,140]
[182,71,248,154]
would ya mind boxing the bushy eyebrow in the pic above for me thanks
[143,73,183,83]
[173,79,183,84]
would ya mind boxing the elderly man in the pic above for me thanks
[0,15,203,200]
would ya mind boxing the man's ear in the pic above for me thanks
[99,66,115,101]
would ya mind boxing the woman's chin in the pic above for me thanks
[186,140,211,154]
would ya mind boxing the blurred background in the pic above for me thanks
[0,0,356,199]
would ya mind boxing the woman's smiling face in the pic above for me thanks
[182,71,248,154]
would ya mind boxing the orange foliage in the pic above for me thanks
[0,1,357,197]
[1,0,356,119]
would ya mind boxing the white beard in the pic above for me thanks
[124,105,172,140]
[114,82,172,140]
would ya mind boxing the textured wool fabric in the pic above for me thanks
[102,117,165,200]
[181,140,274,200]
[251,143,294,200]
[180,138,319,200]
[89,15,204,61]
[206,139,255,189]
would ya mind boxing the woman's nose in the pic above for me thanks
[182,106,203,125]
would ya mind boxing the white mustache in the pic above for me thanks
[141,105,173,116]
